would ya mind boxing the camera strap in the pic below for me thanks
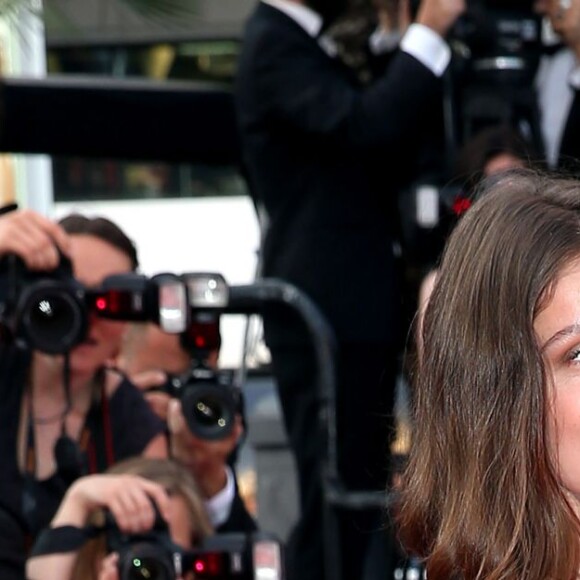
[22,364,115,537]
[30,524,103,556]
[84,370,116,473]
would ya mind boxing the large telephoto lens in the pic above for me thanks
[19,281,87,354]
[181,381,237,441]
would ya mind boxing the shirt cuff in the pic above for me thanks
[569,65,580,90]
[400,23,451,77]
[204,465,236,528]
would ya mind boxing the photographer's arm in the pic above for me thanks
[0,209,70,270]
[254,0,464,149]
[26,474,171,580]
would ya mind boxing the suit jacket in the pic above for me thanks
[216,489,258,534]
[559,91,580,172]
[235,2,445,344]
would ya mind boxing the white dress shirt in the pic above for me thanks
[261,0,451,77]
[536,48,578,167]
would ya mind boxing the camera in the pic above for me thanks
[0,257,191,354]
[164,362,242,441]
[0,253,87,354]
[106,512,284,580]
[160,273,239,441]
[106,508,182,580]
[444,0,543,148]
[88,272,189,334]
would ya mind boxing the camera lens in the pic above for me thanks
[181,381,236,441]
[119,544,175,580]
[20,282,87,354]
[126,556,172,580]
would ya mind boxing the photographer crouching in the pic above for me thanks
[26,457,213,580]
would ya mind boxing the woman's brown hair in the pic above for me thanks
[58,213,139,271]
[398,170,580,579]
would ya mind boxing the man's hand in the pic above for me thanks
[415,0,466,37]
[167,398,243,499]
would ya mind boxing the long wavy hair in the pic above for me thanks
[398,170,580,579]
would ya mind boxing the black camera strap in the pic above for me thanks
[84,369,116,473]
[30,524,103,556]
[22,362,115,537]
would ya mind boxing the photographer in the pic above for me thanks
[0,210,167,578]
[26,456,213,580]
[235,0,465,578]
[535,0,580,168]
[114,322,257,535]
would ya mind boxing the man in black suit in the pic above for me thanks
[234,0,464,578]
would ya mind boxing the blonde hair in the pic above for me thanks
[72,457,213,580]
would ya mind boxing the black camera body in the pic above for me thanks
[106,510,185,580]
[0,262,191,355]
[0,254,88,354]
[164,364,242,441]
[446,0,543,146]
[107,513,284,580]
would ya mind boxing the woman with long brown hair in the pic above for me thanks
[398,170,580,578]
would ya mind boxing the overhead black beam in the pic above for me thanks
[0,75,241,164]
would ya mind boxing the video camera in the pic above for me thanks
[399,0,543,270]
[449,0,543,155]
[106,510,283,580]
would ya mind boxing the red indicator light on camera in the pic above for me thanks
[192,553,224,577]
[95,297,108,311]
[452,195,472,216]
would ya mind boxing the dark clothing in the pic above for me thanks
[235,4,446,579]
[559,91,580,171]
[236,4,442,346]
[216,487,258,534]
[0,344,165,575]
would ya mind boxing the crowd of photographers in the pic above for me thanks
[1,0,580,579]
[0,209,262,580]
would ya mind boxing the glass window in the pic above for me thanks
[46,40,244,203]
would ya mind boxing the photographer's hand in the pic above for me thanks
[415,0,465,37]
[0,209,71,270]
[98,553,120,580]
[126,368,172,420]
[52,474,172,534]
[26,474,172,580]
[167,398,243,499]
